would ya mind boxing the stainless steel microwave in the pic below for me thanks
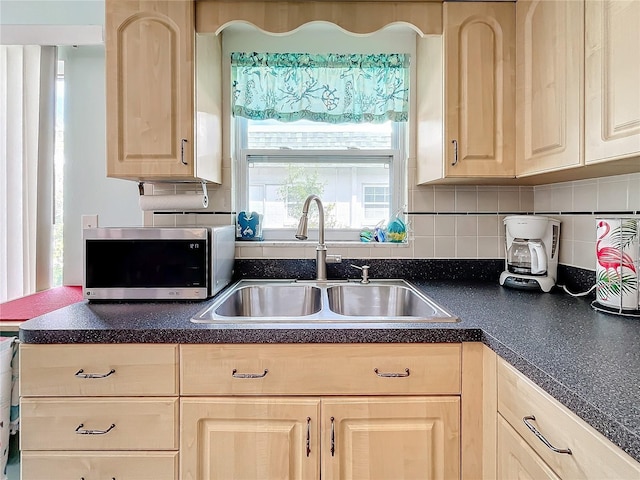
[83,225,235,301]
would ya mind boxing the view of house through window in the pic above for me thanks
[239,118,404,235]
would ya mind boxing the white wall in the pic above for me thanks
[1,1,143,285]
[60,45,142,285]
[0,0,104,25]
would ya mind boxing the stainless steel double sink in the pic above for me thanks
[191,279,458,324]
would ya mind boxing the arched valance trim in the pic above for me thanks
[196,1,443,37]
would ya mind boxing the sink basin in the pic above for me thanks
[191,279,458,324]
[192,284,322,321]
[326,284,446,317]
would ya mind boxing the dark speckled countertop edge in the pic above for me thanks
[17,271,640,464]
[482,331,640,463]
[19,323,640,463]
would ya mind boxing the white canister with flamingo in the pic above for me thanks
[595,218,640,312]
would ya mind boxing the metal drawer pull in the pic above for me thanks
[330,416,335,457]
[75,368,116,379]
[374,368,410,378]
[231,368,268,378]
[81,478,115,480]
[306,417,311,457]
[523,416,572,455]
[75,423,116,435]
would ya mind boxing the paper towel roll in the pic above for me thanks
[139,194,208,211]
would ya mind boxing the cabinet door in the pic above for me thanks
[585,0,640,164]
[106,0,195,180]
[181,398,321,480]
[444,2,516,178]
[322,397,460,480]
[497,415,560,480]
[516,0,584,176]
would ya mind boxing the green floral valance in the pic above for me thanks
[231,52,410,124]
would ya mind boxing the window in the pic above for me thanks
[363,185,390,223]
[237,117,405,238]
[232,50,409,241]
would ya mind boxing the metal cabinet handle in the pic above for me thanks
[374,368,410,378]
[523,416,572,455]
[81,478,115,480]
[330,416,335,457]
[306,417,311,457]
[231,368,268,378]
[451,139,458,166]
[180,138,188,165]
[75,423,116,435]
[75,369,115,379]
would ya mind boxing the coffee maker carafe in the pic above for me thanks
[500,216,560,292]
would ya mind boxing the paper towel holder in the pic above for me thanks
[137,181,209,203]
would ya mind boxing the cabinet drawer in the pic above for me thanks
[21,451,178,480]
[20,344,178,396]
[20,398,178,451]
[497,358,640,479]
[181,343,461,395]
[497,414,560,480]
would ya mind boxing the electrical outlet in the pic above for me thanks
[82,214,99,229]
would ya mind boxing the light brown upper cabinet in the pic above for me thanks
[515,0,584,177]
[418,2,516,184]
[106,0,222,183]
[516,0,640,181]
[585,0,640,165]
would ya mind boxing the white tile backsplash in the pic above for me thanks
[498,188,522,212]
[477,188,499,212]
[597,177,629,211]
[532,173,640,271]
[434,236,456,258]
[477,236,499,258]
[434,186,456,211]
[456,215,478,236]
[146,173,638,269]
[455,236,478,258]
[411,214,435,236]
[434,215,456,236]
[572,180,598,212]
[478,215,499,236]
[629,173,640,209]
[455,187,478,212]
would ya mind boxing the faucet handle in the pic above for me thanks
[326,254,342,264]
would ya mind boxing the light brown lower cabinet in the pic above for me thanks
[497,414,560,480]
[21,343,639,479]
[180,396,460,480]
[20,451,179,480]
[497,358,640,480]
[19,344,180,480]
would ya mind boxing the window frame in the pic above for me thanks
[234,116,407,241]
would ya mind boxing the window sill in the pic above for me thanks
[235,240,409,247]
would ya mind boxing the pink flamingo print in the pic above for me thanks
[596,221,636,273]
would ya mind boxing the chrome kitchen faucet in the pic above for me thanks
[295,194,341,281]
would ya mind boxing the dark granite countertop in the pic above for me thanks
[19,280,640,463]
